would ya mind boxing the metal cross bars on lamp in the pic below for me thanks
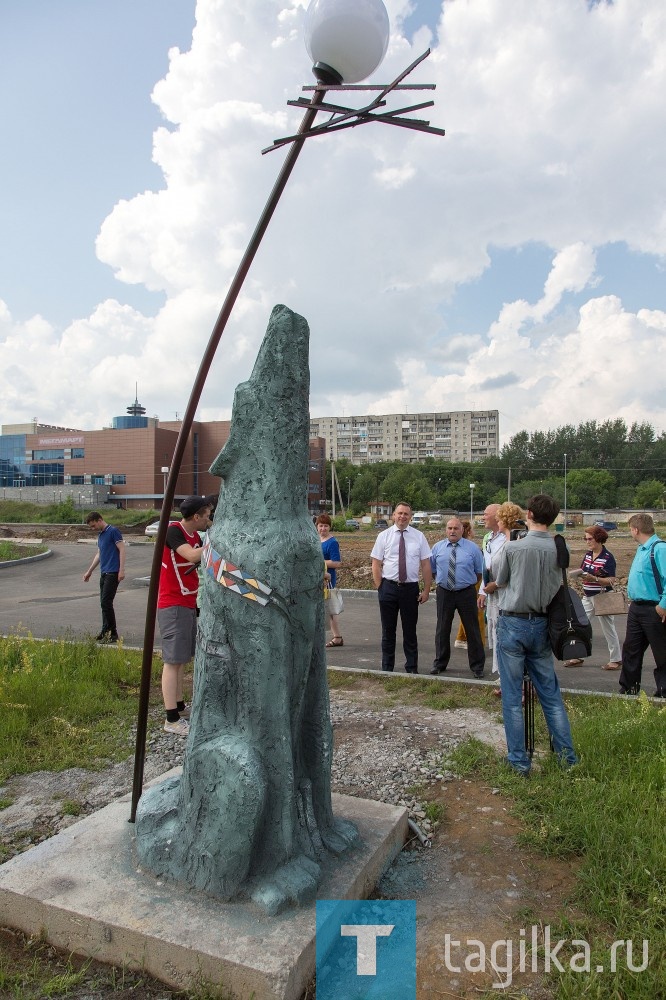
[129,0,444,822]
[262,49,444,156]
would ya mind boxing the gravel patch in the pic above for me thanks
[1,692,504,860]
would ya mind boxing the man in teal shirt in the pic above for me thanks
[619,513,666,697]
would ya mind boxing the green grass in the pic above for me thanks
[379,673,499,710]
[0,541,48,561]
[444,692,666,999]
[0,634,159,781]
[0,929,180,999]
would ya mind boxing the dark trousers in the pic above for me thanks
[378,580,420,673]
[99,572,119,637]
[434,584,486,675]
[619,603,666,694]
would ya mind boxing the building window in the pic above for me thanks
[111,474,126,485]
[32,449,65,460]
[92,474,106,485]
[71,448,85,459]
[28,463,64,485]
[71,475,85,485]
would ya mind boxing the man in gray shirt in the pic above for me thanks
[494,494,578,776]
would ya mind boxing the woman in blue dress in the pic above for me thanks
[316,514,343,647]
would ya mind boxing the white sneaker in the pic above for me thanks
[454,640,468,649]
[164,718,190,736]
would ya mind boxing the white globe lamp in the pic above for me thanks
[305,0,390,85]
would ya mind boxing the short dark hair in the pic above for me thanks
[394,501,412,512]
[526,494,560,527]
[85,512,103,524]
[316,513,332,526]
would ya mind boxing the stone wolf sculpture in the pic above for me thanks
[135,304,358,914]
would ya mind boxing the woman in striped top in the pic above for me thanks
[566,524,621,670]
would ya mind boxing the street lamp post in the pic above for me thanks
[161,466,169,503]
[130,0,444,821]
[436,477,441,510]
[563,453,568,527]
[346,477,351,511]
[469,483,475,523]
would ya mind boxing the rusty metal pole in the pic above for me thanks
[129,89,327,821]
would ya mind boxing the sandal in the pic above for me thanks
[602,661,621,670]
[326,637,344,647]
[564,658,584,667]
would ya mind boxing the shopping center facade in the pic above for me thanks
[0,401,327,511]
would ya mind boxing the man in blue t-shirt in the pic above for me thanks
[83,512,126,642]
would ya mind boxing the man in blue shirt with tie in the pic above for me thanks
[619,513,666,697]
[430,517,485,677]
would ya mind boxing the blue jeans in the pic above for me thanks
[497,615,578,774]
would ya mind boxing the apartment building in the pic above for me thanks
[309,410,499,464]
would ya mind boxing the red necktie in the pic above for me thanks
[398,530,407,583]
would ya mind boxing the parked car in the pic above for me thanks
[145,515,181,536]
[594,520,618,531]
[428,514,444,525]
[375,519,389,529]
[345,519,360,530]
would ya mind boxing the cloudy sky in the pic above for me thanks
[1,0,665,445]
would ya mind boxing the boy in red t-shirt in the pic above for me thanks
[158,496,212,735]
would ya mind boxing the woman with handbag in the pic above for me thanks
[566,525,622,670]
[316,514,344,647]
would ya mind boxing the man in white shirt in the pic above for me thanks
[371,502,432,673]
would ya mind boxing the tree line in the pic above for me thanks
[331,419,666,516]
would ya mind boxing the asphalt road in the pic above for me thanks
[0,541,657,696]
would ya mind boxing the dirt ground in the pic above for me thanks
[329,526,638,592]
[0,678,583,999]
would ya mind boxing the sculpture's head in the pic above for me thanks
[210,305,311,519]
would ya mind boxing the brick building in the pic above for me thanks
[1,400,327,512]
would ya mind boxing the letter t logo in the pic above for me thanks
[340,924,394,975]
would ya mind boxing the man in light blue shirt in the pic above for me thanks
[430,518,485,677]
[619,513,666,697]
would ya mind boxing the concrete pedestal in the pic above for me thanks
[0,779,406,999]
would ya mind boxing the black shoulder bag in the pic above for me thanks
[547,535,593,661]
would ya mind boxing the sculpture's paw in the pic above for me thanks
[248,855,321,916]
[134,776,181,871]
[320,816,360,856]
